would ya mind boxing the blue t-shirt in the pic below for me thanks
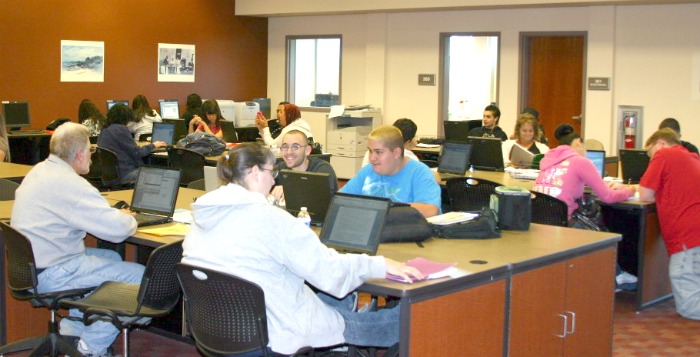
[340,159,441,210]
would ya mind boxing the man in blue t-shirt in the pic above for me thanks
[341,125,441,217]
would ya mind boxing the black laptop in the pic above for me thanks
[443,120,482,143]
[619,149,650,184]
[319,193,391,255]
[467,136,505,171]
[162,118,187,142]
[130,166,181,227]
[220,121,239,143]
[437,141,472,178]
[280,169,332,225]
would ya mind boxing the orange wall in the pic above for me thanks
[0,0,268,129]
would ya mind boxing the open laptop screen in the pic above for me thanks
[619,149,650,184]
[467,136,505,171]
[281,170,332,225]
[159,99,180,119]
[151,122,176,145]
[320,193,390,255]
[585,150,606,178]
[438,141,472,175]
[131,166,181,216]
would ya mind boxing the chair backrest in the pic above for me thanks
[46,118,71,131]
[585,138,605,151]
[420,159,439,168]
[446,177,502,212]
[167,147,206,186]
[0,178,20,201]
[135,240,183,313]
[186,178,205,191]
[138,133,151,142]
[177,263,270,356]
[530,191,569,227]
[97,147,121,187]
[309,153,331,163]
[84,150,101,182]
[1,222,39,297]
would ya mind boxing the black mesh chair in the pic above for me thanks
[445,177,502,212]
[167,147,206,186]
[176,264,313,357]
[0,178,20,201]
[530,191,569,227]
[61,240,184,357]
[96,147,126,189]
[0,222,93,357]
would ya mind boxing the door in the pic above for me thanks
[521,34,586,144]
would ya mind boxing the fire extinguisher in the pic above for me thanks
[624,114,636,149]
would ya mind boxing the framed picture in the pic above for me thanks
[158,43,195,82]
[61,40,104,82]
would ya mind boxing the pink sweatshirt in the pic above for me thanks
[534,145,634,218]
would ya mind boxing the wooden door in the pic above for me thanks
[522,35,585,143]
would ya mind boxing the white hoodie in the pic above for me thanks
[181,183,385,354]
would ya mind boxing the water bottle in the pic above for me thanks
[297,207,311,227]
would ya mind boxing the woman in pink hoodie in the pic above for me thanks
[534,124,636,220]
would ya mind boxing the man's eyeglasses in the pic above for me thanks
[280,144,306,152]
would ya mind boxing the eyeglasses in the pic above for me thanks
[280,144,306,152]
[260,167,278,179]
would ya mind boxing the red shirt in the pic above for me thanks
[640,145,700,255]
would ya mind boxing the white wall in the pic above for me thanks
[267,3,700,153]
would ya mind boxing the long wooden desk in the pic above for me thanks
[463,170,671,311]
[0,162,33,180]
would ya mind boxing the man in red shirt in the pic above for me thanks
[639,128,700,320]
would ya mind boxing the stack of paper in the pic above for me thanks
[427,211,479,225]
[386,257,458,283]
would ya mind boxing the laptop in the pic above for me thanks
[235,127,260,142]
[510,144,535,168]
[619,149,650,184]
[467,136,505,171]
[204,166,220,192]
[150,122,176,153]
[159,99,180,119]
[437,141,472,178]
[585,150,606,178]
[280,169,333,225]
[443,120,482,143]
[162,118,187,142]
[319,193,391,255]
[220,121,239,143]
[130,166,182,227]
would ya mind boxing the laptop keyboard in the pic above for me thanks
[134,212,172,227]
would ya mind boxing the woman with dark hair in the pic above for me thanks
[255,103,313,147]
[78,99,106,137]
[127,95,162,141]
[182,93,202,129]
[182,143,419,355]
[534,124,634,221]
[97,104,167,183]
[0,113,11,162]
[188,99,224,139]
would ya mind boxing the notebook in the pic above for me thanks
[437,141,472,178]
[319,193,391,255]
[131,166,181,227]
[619,149,650,184]
[467,136,505,171]
[280,169,332,225]
[203,166,221,192]
[220,121,239,143]
[510,144,535,168]
[585,150,606,178]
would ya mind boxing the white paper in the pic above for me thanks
[328,105,345,119]
[427,211,479,225]
[173,209,193,225]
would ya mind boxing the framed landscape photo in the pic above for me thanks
[61,40,104,82]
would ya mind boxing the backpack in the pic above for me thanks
[177,132,226,156]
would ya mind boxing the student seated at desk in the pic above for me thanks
[501,113,549,167]
[270,130,338,204]
[98,104,167,183]
[182,93,202,129]
[0,113,11,162]
[12,123,143,357]
[467,104,508,141]
[639,128,700,320]
[255,103,313,148]
[127,95,162,141]
[78,99,106,137]
[181,143,421,354]
[341,125,441,218]
[188,99,224,139]
[658,117,699,155]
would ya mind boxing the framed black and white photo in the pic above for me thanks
[158,43,195,82]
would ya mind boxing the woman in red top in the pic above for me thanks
[188,99,224,139]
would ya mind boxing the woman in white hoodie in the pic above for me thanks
[127,94,162,141]
[255,103,313,148]
[181,143,420,355]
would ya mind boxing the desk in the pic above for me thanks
[0,162,33,180]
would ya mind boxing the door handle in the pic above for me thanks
[572,115,582,121]
[557,314,568,338]
[565,311,576,335]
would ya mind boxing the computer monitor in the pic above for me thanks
[107,100,129,111]
[466,136,505,171]
[159,99,180,119]
[619,149,650,184]
[2,101,31,129]
[444,120,482,143]
[151,122,176,145]
[585,150,606,178]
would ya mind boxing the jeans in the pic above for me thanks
[37,248,145,355]
[317,292,400,348]
[669,245,700,320]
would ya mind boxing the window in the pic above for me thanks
[287,36,341,107]
[440,33,499,122]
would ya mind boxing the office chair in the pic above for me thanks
[445,177,502,212]
[530,191,569,227]
[45,118,71,131]
[176,264,313,357]
[167,147,206,186]
[0,222,94,357]
[187,178,205,191]
[0,178,20,200]
[309,153,332,163]
[96,147,127,190]
[585,138,605,151]
[138,133,151,142]
[419,159,439,168]
[61,240,184,357]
